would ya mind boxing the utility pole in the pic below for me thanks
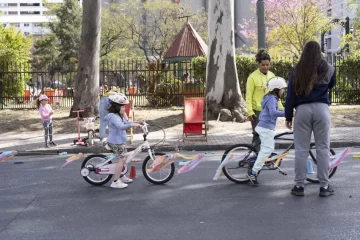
[345,16,350,53]
[257,0,266,49]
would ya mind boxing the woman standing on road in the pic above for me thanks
[285,41,336,197]
[98,88,118,141]
[246,49,282,152]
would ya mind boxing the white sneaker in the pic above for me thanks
[121,175,133,183]
[110,180,128,189]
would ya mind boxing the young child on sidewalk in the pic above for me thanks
[247,77,287,186]
[105,93,144,189]
[37,94,57,148]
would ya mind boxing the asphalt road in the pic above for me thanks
[1,148,360,240]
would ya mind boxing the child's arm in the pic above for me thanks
[268,97,285,118]
[112,116,133,130]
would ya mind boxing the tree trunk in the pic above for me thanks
[206,0,247,122]
[70,0,101,118]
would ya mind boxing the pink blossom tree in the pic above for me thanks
[239,0,333,57]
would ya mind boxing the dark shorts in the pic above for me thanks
[107,143,127,157]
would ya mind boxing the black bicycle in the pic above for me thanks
[221,131,336,184]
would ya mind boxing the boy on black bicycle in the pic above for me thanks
[247,77,287,186]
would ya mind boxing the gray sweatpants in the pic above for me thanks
[294,103,330,188]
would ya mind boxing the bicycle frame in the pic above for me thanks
[94,124,155,175]
[245,131,295,175]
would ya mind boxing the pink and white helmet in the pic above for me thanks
[108,93,129,105]
[39,95,49,101]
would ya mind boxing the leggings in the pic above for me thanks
[43,120,53,143]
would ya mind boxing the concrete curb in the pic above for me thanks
[9,141,360,156]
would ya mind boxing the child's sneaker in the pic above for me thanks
[121,175,133,183]
[291,185,304,196]
[319,185,334,197]
[110,180,128,189]
[49,141,57,146]
[247,170,259,186]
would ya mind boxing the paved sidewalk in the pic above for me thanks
[0,125,359,156]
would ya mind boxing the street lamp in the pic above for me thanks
[257,0,266,49]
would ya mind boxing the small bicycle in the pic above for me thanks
[80,123,176,186]
[221,131,337,184]
[84,117,99,146]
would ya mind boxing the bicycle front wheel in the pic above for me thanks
[81,154,113,186]
[142,152,175,185]
[306,144,337,183]
[221,144,257,183]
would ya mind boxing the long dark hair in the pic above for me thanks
[108,103,124,119]
[255,49,271,63]
[266,89,281,100]
[294,41,328,97]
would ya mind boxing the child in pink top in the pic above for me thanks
[37,95,57,148]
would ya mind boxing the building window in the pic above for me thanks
[8,11,18,15]
[326,38,332,50]
[34,23,41,27]
[327,9,331,17]
[20,3,40,7]
[24,23,30,27]
[3,24,6,27]
[10,23,20,27]
[8,3,17,7]
[20,11,41,15]
[24,32,30,36]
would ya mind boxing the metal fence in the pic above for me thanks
[0,60,205,109]
[0,57,359,109]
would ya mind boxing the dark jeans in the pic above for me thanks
[250,110,261,152]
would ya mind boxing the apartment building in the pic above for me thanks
[324,0,356,57]
[0,0,80,36]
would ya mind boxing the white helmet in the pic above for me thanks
[267,77,287,91]
[39,95,49,101]
[108,93,129,105]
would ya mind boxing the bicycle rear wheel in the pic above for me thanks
[81,154,113,186]
[142,152,175,185]
[221,144,257,183]
[306,143,337,183]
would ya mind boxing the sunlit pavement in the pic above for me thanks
[1,148,359,240]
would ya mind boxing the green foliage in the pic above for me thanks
[0,26,32,96]
[333,55,360,103]
[103,0,207,62]
[341,0,360,55]
[33,0,82,73]
[192,56,295,95]
[191,55,360,104]
[241,0,331,57]
[101,2,139,60]
[148,70,183,107]
[192,57,207,84]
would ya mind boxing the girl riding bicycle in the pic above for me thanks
[247,77,287,186]
[105,93,143,189]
